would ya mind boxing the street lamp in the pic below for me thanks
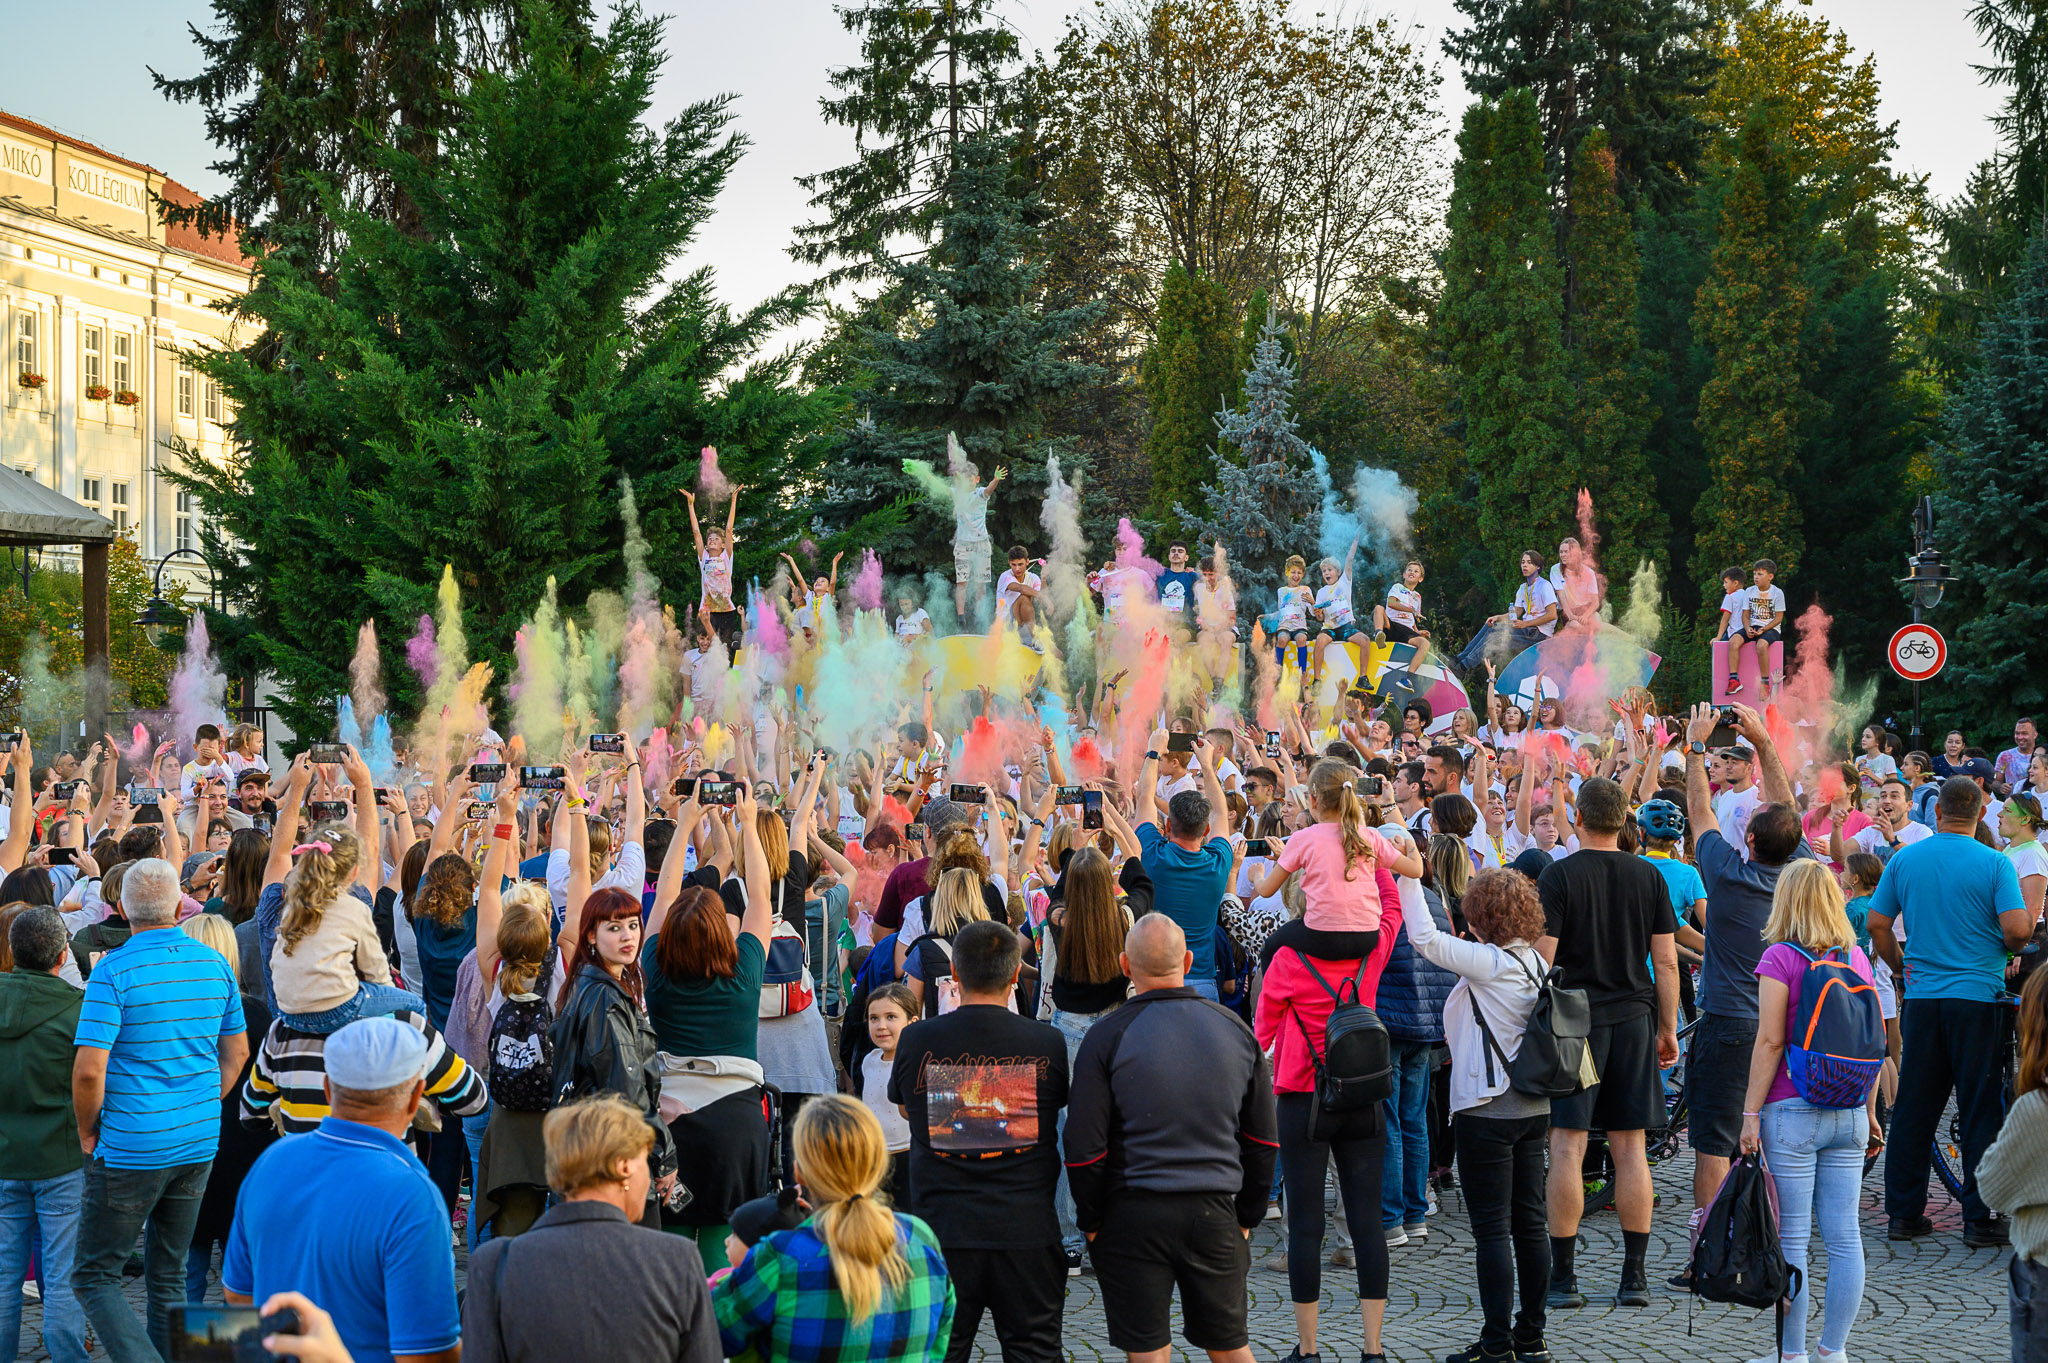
[1897,495,1954,749]
[136,547,220,648]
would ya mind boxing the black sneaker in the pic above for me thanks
[1615,1271,1650,1307]
[1281,1349,1321,1363]
[1545,1277,1585,1310]
[1445,1343,1514,1363]
[1511,1339,1553,1363]
[1666,1265,1694,1293]
[1965,1216,2012,1248]
[1888,1214,1936,1240]
[1064,1247,1084,1277]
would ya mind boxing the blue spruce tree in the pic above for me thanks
[1176,307,1324,607]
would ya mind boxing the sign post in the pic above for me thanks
[1889,622,1947,749]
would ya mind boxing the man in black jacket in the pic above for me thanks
[1064,914,1277,1363]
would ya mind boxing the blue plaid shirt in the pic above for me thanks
[713,1213,954,1363]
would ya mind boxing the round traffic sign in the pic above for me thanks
[1888,623,1946,682]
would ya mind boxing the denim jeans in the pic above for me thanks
[275,981,427,1034]
[2012,1254,2048,1363]
[463,1102,493,1250]
[1186,975,1220,1002]
[1762,1096,1867,1357]
[0,1169,88,1363]
[74,1157,213,1363]
[1381,1038,1433,1229]
[1050,1007,1111,1253]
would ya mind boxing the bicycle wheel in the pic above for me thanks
[1582,1143,1618,1215]
[1932,1100,1968,1203]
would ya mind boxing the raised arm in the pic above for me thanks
[560,792,593,958]
[1684,704,1722,839]
[807,824,855,880]
[1199,738,1229,841]
[736,788,772,951]
[790,751,824,853]
[1092,783,1144,862]
[344,745,381,895]
[1139,729,1165,831]
[725,483,744,545]
[681,488,706,558]
[476,774,523,989]
[645,800,706,938]
[1734,703,1796,807]
[0,738,34,873]
[262,754,314,886]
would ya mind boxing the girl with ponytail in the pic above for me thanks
[270,823,425,1032]
[713,1094,955,1361]
[1250,758,1428,969]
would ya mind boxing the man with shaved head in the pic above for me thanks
[1063,913,1278,1363]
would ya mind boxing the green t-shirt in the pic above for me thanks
[642,930,766,1061]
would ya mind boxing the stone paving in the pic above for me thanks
[16,1145,2009,1363]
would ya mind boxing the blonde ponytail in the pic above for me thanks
[1309,759,1375,882]
[279,825,364,955]
[793,1095,908,1323]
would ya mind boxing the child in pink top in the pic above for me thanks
[1251,759,1424,933]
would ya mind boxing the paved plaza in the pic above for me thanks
[16,1142,2009,1363]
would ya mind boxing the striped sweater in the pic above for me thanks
[239,1007,488,1136]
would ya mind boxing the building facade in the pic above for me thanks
[0,108,250,595]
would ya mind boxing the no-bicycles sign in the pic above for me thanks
[1888,623,1946,683]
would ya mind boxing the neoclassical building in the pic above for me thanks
[0,107,250,593]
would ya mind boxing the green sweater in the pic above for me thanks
[0,969,86,1180]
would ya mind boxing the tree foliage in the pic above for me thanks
[168,5,838,738]
[1142,262,1239,530]
[0,537,176,736]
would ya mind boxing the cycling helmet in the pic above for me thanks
[1636,798,1687,843]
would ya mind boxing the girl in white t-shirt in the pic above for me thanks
[1267,555,1317,680]
[860,983,917,1204]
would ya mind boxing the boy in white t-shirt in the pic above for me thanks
[951,461,1005,622]
[1311,541,1360,686]
[1728,558,1787,699]
[1714,566,1748,642]
[994,546,1043,634]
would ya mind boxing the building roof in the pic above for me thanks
[0,109,252,270]
[0,471,116,546]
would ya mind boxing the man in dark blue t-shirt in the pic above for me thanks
[1136,734,1232,999]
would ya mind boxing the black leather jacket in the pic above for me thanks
[550,965,677,1178]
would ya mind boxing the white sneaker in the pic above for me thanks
[1815,1352,1849,1363]
[1264,1203,1284,1221]
[1745,1354,1808,1363]
[1404,1223,1427,1239]
[21,1281,39,1301]
[1384,1226,1408,1247]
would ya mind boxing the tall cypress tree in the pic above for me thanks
[1691,105,1811,598]
[166,6,837,736]
[1142,262,1239,531]
[1439,90,1577,591]
[822,133,1102,568]
[793,0,1021,288]
[1567,128,1664,585]
[1444,0,1718,214]
[1930,228,2048,722]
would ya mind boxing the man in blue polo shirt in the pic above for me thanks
[71,858,248,1362]
[225,1017,462,1363]
[1136,733,1232,1000]
[1869,776,2034,1248]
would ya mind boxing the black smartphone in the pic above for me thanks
[0,731,20,753]
[521,765,566,791]
[948,782,986,805]
[699,779,738,807]
[308,799,349,823]
[905,821,927,840]
[168,1302,301,1362]
[1166,732,1196,754]
[467,801,492,821]
[672,776,698,799]
[376,787,399,806]
[48,846,78,866]
[1243,838,1271,858]
[1265,730,1281,757]
[128,785,163,806]
[1710,709,1742,749]
[468,762,506,783]
[1081,789,1104,830]
[1055,784,1084,806]
[53,779,83,800]
[589,732,626,754]
[308,742,345,765]
[1355,775,1385,799]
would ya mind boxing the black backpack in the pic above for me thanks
[488,957,558,1113]
[1472,947,1591,1099]
[1689,1152,1800,1348]
[1288,948,1392,1113]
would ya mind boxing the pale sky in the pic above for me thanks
[1,0,2003,326]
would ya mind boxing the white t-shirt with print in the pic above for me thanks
[1744,585,1787,632]
[1850,820,1932,857]
[956,485,992,544]
[700,549,735,611]
[896,608,932,639]
[1510,576,1559,637]
[1315,575,1356,631]
[1385,583,1421,630]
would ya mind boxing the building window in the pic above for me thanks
[177,365,195,417]
[111,481,129,534]
[176,491,195,550]
[81,477,101,506]
[13,310,34,378]
[82,325,103,392]
[111,332,131,392]
[203,380,221,424]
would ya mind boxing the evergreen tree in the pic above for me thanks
[1931,228,2048,722]
[820,133,1102,570]
[1566,128,1664,585]
[1691,105,1811,599]
[1143,262,1240,531]
[154,0,519,275]
[794,0,1021,288]
[1175,308,1323,606]
[1444,0,1719,213]
[1438,91,1577,592]
[167,6,837,738]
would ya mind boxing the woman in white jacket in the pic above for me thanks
[1406,867,1553,1363]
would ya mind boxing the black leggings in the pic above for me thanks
[1276,1092,1388,1305]
[1454,1112,1550,1352]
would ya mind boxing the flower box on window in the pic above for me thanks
[16,373,44,390]
[85,384,112,401]
[113,390,140,406]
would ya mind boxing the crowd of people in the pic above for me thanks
[2,494,2046,1363]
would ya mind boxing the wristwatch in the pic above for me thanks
[1689,740,1707,755]
[1145,750,1160,760]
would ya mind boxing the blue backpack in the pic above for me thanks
[1784,946,1884,1108]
